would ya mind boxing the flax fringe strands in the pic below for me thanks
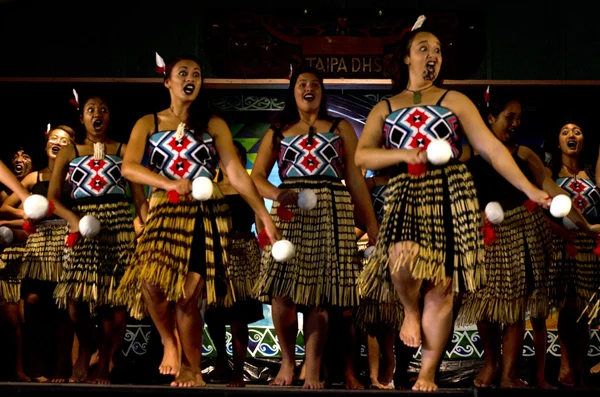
[551,232,600,315]
[360,164,485,306]
[116,186,235,320]
[53,199,135,314]
[255,178,360,308]
[0,245,25,305]
[228,232,262,302]
[458,206,552,325]
[20,219,68,282]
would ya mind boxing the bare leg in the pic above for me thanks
[142,280,179,376]
[171,272,205,387]
[370,328,395,389]
[68,301,93,383]
[499,321,528,388]
[367,335,382,388]
[389,242,423,348]
[340,309,363,389]
[530,316,553,388]
[50,309,74,382]
[228,321,248,387]
[474,321,501,387]
[270,297,297,386]
[590,361,600,374]
[302,306,328,389]
[557,303,576,386]
[1,302,29,381]
[412,279,453,392]
[89,308,126,384]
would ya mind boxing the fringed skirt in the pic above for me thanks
[363,163,485,296]
[117,187,234,320]
[356,239,403,335]
[255,177,361,308]
[458,205,552,325]
[0,244,25,305]
[228,232,261,302]
[551,232,600,318]
[20,219,67,283]
[54,196,135,313]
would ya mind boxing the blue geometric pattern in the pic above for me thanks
[149,130,218,180]
[69,155,126,199]
[278,132,344,180]
[556,177,600,220]
[384,105,460,158]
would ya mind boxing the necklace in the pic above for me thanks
[170,106,187,140]
[300,118,317,145]
[86,137,106,160]
[405,85,434,104]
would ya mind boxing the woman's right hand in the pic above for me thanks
[402,148,427,164]
[167,179,193,195]
[276,189,299,207]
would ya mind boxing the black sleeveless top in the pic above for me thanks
[31,171,73,220]
[224,194,255,234]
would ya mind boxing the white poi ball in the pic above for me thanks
[298,189,317,211]
[79,215,101,238]
[364,245,376,259]
[426,139,453,166]
[23,194,49,220]
[562,217,579,231]
[550,194,572,218]
[485,201,504,225]
[0,226,14,244]
[192,177,214,201]
[271,240,295,262]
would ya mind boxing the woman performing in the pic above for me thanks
[0,126,75,382]
[354,25,551,391]
[251,65,378,389]
[204,140,265,387]
[545,121,600,387]
[49,95,143,384]
[115,55,280,388]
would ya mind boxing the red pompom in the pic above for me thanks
[408,163,427,176]
[167,190,180,204]
[523,200,537,212]
[257,229,270,249]
[277,206,294,221]
[594,239,600,257]
[23,221,36,235]
[481,221,496,246]
[46,200,56,217]
[66,232,80,248]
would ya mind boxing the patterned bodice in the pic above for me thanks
[69,155,126,199]
[148,130,218,180]
[383,106,460,158]
[278,132,344,180]
[556,176,600,221]
[371,184,388,224]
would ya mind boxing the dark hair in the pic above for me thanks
[478,91,521,126]
[270,65,333,147]
[217,140,248,182]
[546,120,596,180]
[164,54,211,135]
[47,125,76,143]
[391,28,445,95]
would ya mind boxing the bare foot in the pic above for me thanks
[303,377,324,389]
[558,365,574,387]
[400,311,421,348]
[536,379,556,389]
[370,379,393,390]
[49,377,69,383]
[591,361,600,374]
[32,376,48,383]
[413,377,438,392]
[269,361,294,386]
[171,366,205,387]
[72,354,90,383]
[159,342,180,376]
[345,373,364,390]
[16,371,31,382]
[89,377,111,385]
[500,376,528,388]
[474,362,498,388]
[227,378,246,387]
[89,350,99,367]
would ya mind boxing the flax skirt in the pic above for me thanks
[54,196,135,313]
[0,244,25,305]
[117,186,235,321]
[361,163,485,301]
[20,219,67,283]
[458,205,552,325]
[255,177,361,308]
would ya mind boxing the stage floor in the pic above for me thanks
[0,382,599,397]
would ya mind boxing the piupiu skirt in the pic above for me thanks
[0,244,25,305]
[20,219,67,283]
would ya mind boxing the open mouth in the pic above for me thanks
[567,140,577,149]
[303,93,315,102]
[51,146,61,154]
[426,61,436,72]
[183,84,195,95]
[14,164,23,172]
[93,119,103,130]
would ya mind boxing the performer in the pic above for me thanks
[251,65,378,389]
[115,55,280,388]
[0,126,75,382]
[49,95,143,384]
[204,140,264,387]
[355,24,550,391]
[545,121,600,387]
